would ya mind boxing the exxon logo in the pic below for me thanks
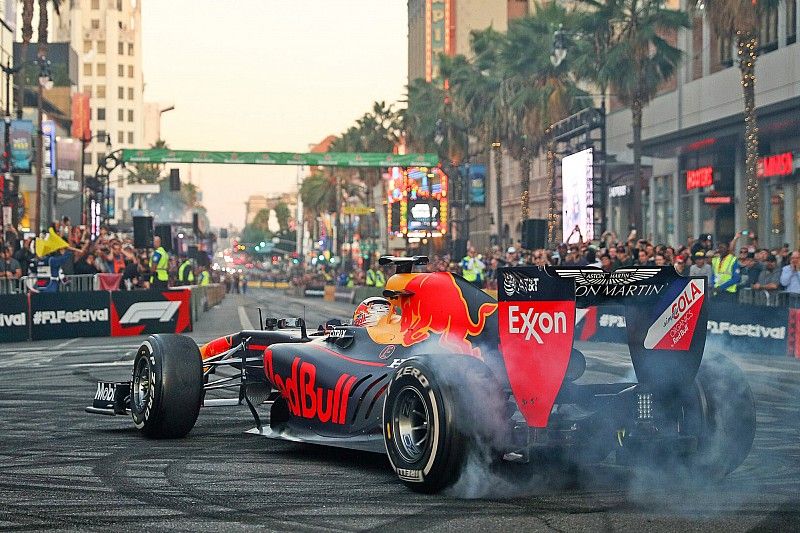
[507,305,567,344]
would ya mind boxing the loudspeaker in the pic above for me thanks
[521,219,547,250]
[452,238,467,260]
[132,216,153,249]
[169,168,180,191]
[154,223,173,252]
[192,213,200,235]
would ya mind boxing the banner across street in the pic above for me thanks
[120,149,439,167]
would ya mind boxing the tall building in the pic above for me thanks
[0,1,15,115]
[54,0,144,224]
[408,0,516,85]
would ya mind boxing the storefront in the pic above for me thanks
[756,144,799,250]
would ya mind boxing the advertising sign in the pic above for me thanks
[9,120,33,173]
[425,0,450,82]
[42,120,56,177]
[757,152,794,179]
[561,148,594,243]
[30,291,111,340]
[56,138,83,194]
[71,92,91,142]
[686,166,713,190]
[110,289,192,336]
[0,294,29,343]
[466,164,486,206]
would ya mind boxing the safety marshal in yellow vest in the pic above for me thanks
[178,258,195,285]
[460,247,486,287]
[711,242,740,299]
[150,235,170,290]
[365,267,386,288]
[199,269,210,286]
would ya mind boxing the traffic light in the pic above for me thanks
[169,168,180,191]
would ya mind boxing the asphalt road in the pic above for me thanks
[0,288,799,531]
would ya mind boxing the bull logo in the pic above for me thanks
[397,274,496,358]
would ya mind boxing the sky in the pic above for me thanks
[140,0,408,229]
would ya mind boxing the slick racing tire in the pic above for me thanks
[383,355,508,493]
[130,334,203,438]
[685,352,756,479]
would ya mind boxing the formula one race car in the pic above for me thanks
[87,256,756,493]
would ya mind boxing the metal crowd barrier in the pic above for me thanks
[0,274,102,294]
[737,288,800,308]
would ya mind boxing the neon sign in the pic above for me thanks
[757,152,794,179]
[386,166,448,237]
[686,166,713,190]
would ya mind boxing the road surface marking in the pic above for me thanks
[53,338,80,349]
[238,306,254,330]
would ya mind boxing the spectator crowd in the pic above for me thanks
[0,217,215,292]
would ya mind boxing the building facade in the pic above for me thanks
[54,0,144,225]
[604,0,800,249]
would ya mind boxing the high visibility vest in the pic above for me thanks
[374,270,385,288]
[178,260,194,283]
[366,269,376,286]
[712,254,737,293]
[461,256,483,282]
[199,271,210,286]
[150,246,169,282]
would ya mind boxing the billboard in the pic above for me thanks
[561,148,594,243]
[3,120,34,173]
[30,291,111,340]
[42,120,56,177]
[387,166,448,238]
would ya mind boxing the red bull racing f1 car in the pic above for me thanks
[87,256,756,493]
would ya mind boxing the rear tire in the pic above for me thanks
[130,334,203,438]
[686,352,756,478]
[383,355,508,493]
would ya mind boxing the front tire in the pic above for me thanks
[130,334,203,438]
[383,355,508,493]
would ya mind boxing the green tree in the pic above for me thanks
[274,202,290,234]
[685,0,779,230]
[583,0,689,230]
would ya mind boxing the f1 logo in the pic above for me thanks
[119,301,181,324]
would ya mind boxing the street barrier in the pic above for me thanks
[0,294,29,343]
[574,301,792,356]
[30,291,111,341]
[0,284,225,343]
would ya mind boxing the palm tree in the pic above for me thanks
[504,4,586,217]
[585,0,689,231]
[440,28,509,241]
[685,0,779,231]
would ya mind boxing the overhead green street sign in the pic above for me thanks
[120,149,439,167]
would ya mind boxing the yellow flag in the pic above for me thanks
[35,228,70,257]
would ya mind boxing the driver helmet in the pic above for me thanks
[353,297,391,327]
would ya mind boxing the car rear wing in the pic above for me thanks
[496,266,707,427]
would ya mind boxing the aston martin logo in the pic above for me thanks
[552,267,662,286]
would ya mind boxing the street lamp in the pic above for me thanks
[34,55,53,235]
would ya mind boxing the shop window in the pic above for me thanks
[118,86,124,99]
[97,40,105,54]
[127,131,134,144]
[788,0,797,45]
[652,175,674,244]
[83,63,93,76]
[97,85,106,98]
[97,63,106,76]
[97,108,105,120]
[759,7,779,53]
[118,109,124,121]
[118,42,124,55]
[127,109,134,122]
